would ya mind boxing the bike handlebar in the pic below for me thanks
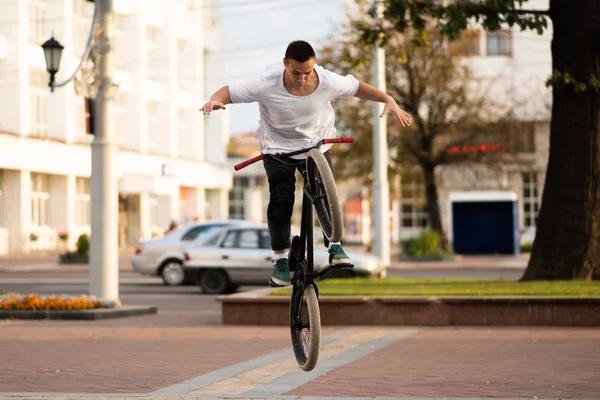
[233,137,354,171]
[233,154,264,171]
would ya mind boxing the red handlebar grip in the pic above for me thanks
[234,154,264,171]
[323,137,354,144]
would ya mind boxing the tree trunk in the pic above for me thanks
[422,166,447,247]
[521,0,600,281]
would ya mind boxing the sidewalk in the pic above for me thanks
[0,247,136,272]
[0,314,598,399]
[388,253,530,270]
[343,243,530,270]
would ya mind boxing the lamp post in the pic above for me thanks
[41,0,120,305]
[41,36,64,92]
[372,0,390,265]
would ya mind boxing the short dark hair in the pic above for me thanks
[284,40,316,62]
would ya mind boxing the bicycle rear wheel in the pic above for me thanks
[306,149,343,243]
[290,283,321,371]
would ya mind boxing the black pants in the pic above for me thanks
[263,151,333,251]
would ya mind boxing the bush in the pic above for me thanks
[0,292,105,311]
[401,230,448,257]
[77,234,90,256]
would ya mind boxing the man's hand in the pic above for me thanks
[381,96,412,127]
[200,101,226,115]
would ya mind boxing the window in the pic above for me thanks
[74,97,87,136]
[113,14,125,69]
[181,224,226,241]
[147,101,159,154]
[177,39,187,89]
[448,29,480,57]
[238,230,260,249]
[75,177,90,226]
[114,93,125,142]
[204,231,221,247]
[147,26,159,80]
[401,174,429,228]
[522,172,540,228]
[31,173,50,227]
[29,1,46,45]
[203,0,215,27]
[73,0,92,56]
[508,123,535,153]
[486,30,512,56]
[30,70,48,137]
[228,176,249,219]
[178,108,189,158]
[221,231,238,248]
[259,229,271,249]
[149,195,159,227]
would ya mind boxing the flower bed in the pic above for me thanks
[0,292,106,311]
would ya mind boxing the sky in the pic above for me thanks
[213,0,347,136]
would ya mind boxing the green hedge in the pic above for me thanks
[401,230,450,257]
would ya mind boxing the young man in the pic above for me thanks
[201,40,412,287]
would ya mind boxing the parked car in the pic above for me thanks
[182,224,387,294]
[131,219,249,285]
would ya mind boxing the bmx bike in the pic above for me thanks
[234,137,354,371]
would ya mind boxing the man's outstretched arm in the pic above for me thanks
[200,86,232,115]
[354,81,412,127]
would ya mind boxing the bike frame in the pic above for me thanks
[233,137,354,288]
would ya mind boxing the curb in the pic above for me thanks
[0,305,158,320]
[218,288,600,326]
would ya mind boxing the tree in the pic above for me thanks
[321,6,535,247]
[359,0,600,280]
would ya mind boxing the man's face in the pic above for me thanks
[283,57,315,88]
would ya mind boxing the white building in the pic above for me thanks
[226,0,553,255]
[0,0,231,255]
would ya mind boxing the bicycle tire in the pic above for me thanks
[290,284,321,371]
[306,149,343,243]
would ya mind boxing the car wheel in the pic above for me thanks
[199,269,231,294]
[160,260,185,286]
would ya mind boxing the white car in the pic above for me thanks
[131,219,249,285]
[182,224,387,294]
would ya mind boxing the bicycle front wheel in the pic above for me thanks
[306,149,343,243]
[290,284,321,371]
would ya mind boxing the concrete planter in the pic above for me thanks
[218,289,600,327]
[398,254,461,262]
[0,305,157,320]
[59,252,89,264]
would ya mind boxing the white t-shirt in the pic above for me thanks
[229,62,359,159]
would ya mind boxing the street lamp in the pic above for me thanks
[41,36,64,92]
[37,0,121,304]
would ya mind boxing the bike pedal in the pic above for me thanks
[269,279,291,288]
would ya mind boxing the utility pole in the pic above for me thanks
[90,0,120,304]
[372,0,390,265]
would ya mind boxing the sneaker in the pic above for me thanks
[269,258,290,287]
[328,244,351,265]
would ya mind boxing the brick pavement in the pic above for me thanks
[1,312,599,399]
[0,321,296,393]
[287,327,600,399]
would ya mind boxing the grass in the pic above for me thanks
[269,278,600,297]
